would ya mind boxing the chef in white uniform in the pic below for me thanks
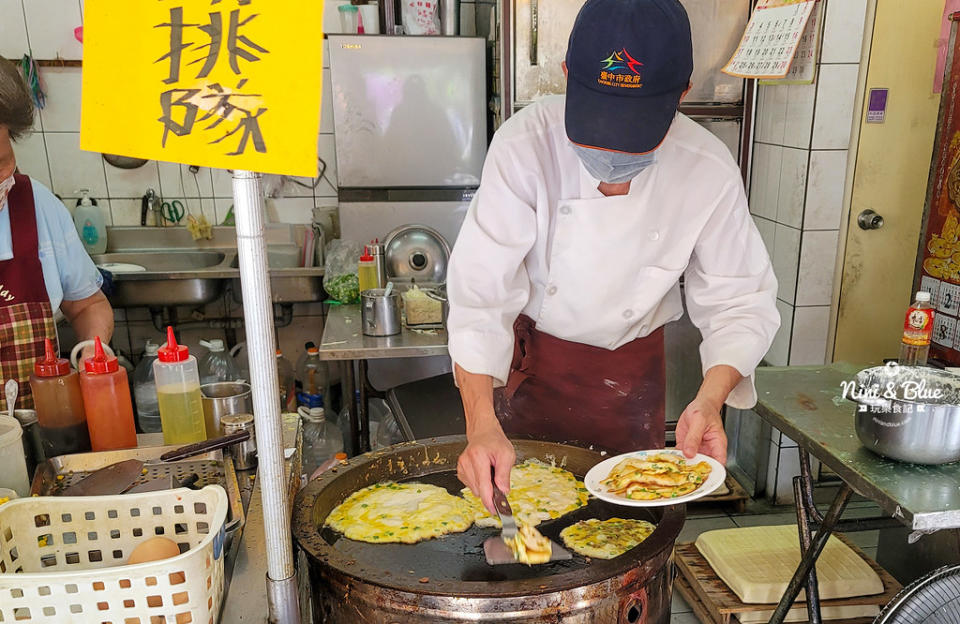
[447,0,780,512]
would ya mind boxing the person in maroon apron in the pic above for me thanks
[447,0,779,513]
[0,59,114,411]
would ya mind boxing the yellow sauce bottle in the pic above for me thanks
[153,326,207,444]
[358,246,378,292]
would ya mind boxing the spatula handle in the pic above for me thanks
[159,431,251,462]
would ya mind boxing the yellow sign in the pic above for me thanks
[81,0,324,177]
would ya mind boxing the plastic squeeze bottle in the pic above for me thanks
[154,326,207,444]
[29,337,91,456]
[79,337,138,451]
[358,246,378,293]
[899,291,934,366]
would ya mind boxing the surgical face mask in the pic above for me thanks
[571,144,656,184]
[0,175,13,211]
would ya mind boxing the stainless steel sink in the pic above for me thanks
[94,251,227,271]
[95,226,324,308]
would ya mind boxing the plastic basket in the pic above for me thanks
[0,485,228,624]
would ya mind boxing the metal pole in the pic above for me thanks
[768,483,852,624]
[232,170,301,624]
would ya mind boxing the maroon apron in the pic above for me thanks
[495,314,666,453]
[0,174,58,411]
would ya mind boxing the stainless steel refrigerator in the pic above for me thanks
[328,34,488,389]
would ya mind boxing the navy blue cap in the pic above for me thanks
[565,0,693,154]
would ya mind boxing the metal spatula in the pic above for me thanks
[483,483,572,565]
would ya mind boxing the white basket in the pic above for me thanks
[0,485,228,624]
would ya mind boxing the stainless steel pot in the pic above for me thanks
[201,382,252,438]
[853,365,960,465]
[361,288,401,336]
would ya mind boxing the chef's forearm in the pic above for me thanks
[60,291,114,345]
[695,364,743,411]
[454,364,498,434]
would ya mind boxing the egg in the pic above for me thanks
[127,536,181,565]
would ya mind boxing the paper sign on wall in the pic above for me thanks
[80,0,324,177]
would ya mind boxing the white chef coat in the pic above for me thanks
[446,95,779,409]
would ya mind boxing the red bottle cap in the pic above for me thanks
[157,326,189,363]
[360,246,373,262]
[35,338,70,377]
[83,336,119,374]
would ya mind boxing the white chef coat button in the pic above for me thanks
[623,309,634,319]
[648,230,660,241]
[560,205,571,215]
[546,285,558,296]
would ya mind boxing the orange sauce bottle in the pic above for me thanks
[79,337,138,451]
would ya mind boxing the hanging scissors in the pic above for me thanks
[160,199,185,224]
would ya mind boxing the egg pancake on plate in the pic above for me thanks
[325,482,478,544]
[462,459,590,528]
[560,517,656,559]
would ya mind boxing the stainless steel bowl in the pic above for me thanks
[853,365,960,465]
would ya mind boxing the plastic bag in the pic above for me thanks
[323,239,364,304]
[402,0,440,35]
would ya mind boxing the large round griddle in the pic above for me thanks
[294,437,685,598]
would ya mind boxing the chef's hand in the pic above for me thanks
[675,397,727,464]
[457,420,515,516]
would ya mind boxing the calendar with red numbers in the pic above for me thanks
[722,0,817,80]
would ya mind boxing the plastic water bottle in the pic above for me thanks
[199,339,241,385]
[295,342,327,408]
[300,407,343,474]
[132,340,162,433]
[372,398,404,449]
[276,349,296,411]
[899,291,934,366]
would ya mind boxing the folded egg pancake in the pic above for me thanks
[325,482,478,544]
[461,459,590,528]
[505,524,553,565]
[602,452,711,501]
[560,518,656,559]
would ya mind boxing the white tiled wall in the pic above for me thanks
[3,2,339,228]
[750,0,868,502]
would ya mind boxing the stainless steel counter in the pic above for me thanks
[318,304,448,361]
[220,413,302,622]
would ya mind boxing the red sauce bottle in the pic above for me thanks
[29,338,91,456]
[79,337,138,451]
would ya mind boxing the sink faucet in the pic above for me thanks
[141,188,161,227]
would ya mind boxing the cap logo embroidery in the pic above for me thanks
[599,48,643,89]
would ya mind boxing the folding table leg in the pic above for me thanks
[768,477,852,624]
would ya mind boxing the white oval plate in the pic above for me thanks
[584,450,726,507]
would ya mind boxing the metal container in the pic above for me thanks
[361,288,402,336]
[853,365,960,465]
[370,242,388,289]
[221,413,257,470]
[440,0,460,35]
[12,409,43,481]
[201,382,253,438]
[294,437,685,623]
